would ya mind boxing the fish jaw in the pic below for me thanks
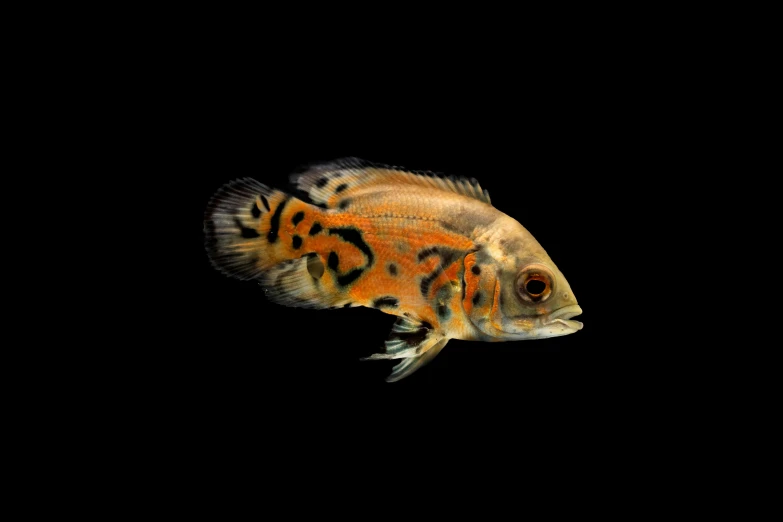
[498,304,583,340]
[543,304,583,331]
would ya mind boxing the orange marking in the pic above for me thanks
[462,252,480,314]
[490,279,503,331]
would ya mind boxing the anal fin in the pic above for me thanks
[362,316,449,382]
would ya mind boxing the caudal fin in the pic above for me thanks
[204,178,298,280]
[205,177,363,310]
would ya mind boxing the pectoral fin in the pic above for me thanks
[362,316,449,382]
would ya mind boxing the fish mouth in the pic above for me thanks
[543,305,583,331]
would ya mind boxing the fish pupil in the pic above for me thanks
[525,279,546,295]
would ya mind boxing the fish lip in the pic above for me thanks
[543,304,583,330]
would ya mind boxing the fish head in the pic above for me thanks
[467,215,583,341]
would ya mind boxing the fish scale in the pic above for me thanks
[204,157,583,381]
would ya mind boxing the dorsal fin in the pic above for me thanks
[290,157,492,209]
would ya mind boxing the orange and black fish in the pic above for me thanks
[204,158,583,381]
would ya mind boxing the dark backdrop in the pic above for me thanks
[149,41,681,449]
[173,98,653,430]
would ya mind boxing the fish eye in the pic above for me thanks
[516,265,554,303]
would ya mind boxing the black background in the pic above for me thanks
[48,14,747,506]
[156,41,677,449]
[174,96,654,432]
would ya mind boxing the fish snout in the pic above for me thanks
[542,304,583,331]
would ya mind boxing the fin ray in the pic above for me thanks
[290,157,491,208]
[387,339,449,383]
[362,315,449,382]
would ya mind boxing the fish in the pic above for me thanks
[204,157,583,382]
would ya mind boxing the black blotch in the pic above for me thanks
[292,235,302,249]
[328,228,374,266]
[335,183,348,193]
[309,222,323,235]
[316,177,329,188]
[388,263,398,276]
[472,265,481,275]
[439,248,460,268]
[372,296,399,308]
[234,218,260,239]
[417,247,439,262]
[267,197,289,243]
[251,202,261,218]
[292,211,304,226]
[328,252,339,270]
[437,304,450,319]
[338,199,351,209]
[473,291,482,305]
[420,266,444,298]
[337,269,363,286]
[260,195,271,212]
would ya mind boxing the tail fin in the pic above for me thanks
[204,178,300,280]
[205,178,355,310]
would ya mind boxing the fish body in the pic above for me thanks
[204,158,582,381]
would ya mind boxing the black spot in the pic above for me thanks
[316,177,328,188]
[234,218,260,239]
[337,268,364,286]
[388,263,398,276]
[328,252,339,270]
[309,222,323,235]
[292,235,302,249]
[437,304,450,319]
[338,199,351,210]
[267,197,289,243]
[260,195,271,212]
[472,265,481,275]
[251,202,261,218]
[328,228,374,266]
[417,247,439,262]
[335,183,348,193]
[292,211,304,226]
[372,296,399,308]
[472,291,482,305]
